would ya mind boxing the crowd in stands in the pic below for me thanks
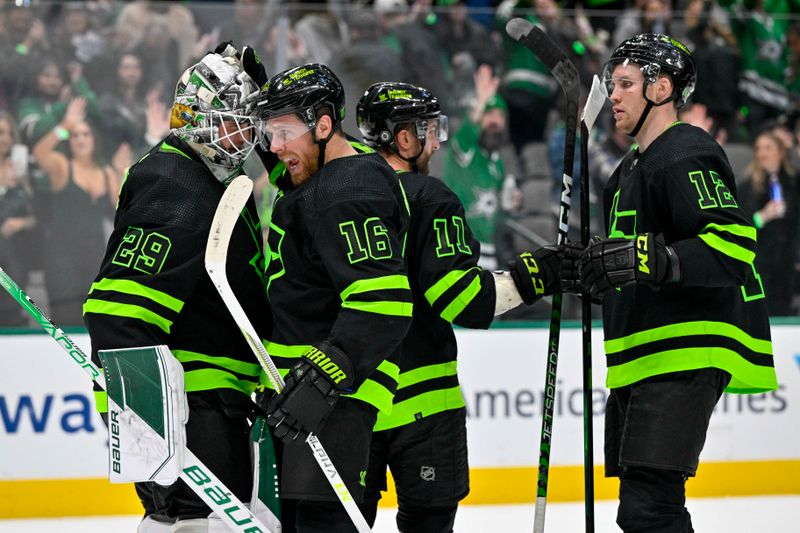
[0,0,799,326]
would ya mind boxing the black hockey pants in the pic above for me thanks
[617,466,694,533]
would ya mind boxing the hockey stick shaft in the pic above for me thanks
[0,267,272,533]
[506,19,580,533]
[205,176,372,533]
[578,75,606,533]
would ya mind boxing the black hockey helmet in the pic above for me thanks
[356,82,447,149]
[258,63,345,129]
[602,33,696,108]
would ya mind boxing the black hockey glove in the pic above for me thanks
[265,342,355,443]
[580,233,681,299]
[509,242,583,304]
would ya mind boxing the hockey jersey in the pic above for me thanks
[601,123,777,394]
[374,171,497,431]
[262,152,413,414]
[83,135,269,410]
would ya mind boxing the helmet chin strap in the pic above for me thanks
[312,124,336,170]
[627,83,677,138]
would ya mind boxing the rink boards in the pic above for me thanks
[1,323,798,518]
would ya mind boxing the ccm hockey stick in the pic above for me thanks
[505,18,580,533]
[204,176,373,533]
[577,74,607,533]
[0,267,272,533]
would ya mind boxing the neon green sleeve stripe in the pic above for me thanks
[82,299,173,333]
[159,141,192,160]
[397,361,458,389]
[342,378,395,413]
[263,341,310,358]
[94,391,108,413]
[89,278,184,313]
[373,386,465,431]
[183,368,259,395]
[606,347,777,393]
[604,320,772,355]
[172,349,262,377]
[440,275,481,323]
[340,275,410,302]
[376,359,400,382]
[698,232,756,264]
[702,222,757,241]
[424,268,478,306]
[341,300,413,317]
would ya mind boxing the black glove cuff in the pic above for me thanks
[508,257,538,305]
[665,244,681,283]
[302,342,355,391]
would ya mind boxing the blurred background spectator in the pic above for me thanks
[739,128,800,316]
[32,97,128,326]
[0,111,36,327]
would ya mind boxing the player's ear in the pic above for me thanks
[395,126,414,153]
[316,113,333,139]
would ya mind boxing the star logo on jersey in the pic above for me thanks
[265,221,286,294]
[467,187,498,220]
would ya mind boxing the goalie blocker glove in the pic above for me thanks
[580,232,681,298]
[265,342,355,443]
[509,243,582,304]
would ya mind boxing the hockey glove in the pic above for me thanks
[580,233,681,299]
[509,242,583,304]
[265,342,355,443]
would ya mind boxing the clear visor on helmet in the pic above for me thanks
[261,114,314,148]
[600,59,654,98]
[417,115,448,143]
[208,111,258,162]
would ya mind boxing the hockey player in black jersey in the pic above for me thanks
[574,34,778,532]
[256,64,414,532]
[355,82,576,532]
[83,46,272,531]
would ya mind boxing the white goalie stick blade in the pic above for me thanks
[205,176,284,388]
[582,75,606,134]
[204,176,373,533]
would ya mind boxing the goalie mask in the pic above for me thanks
[171,52,259,184]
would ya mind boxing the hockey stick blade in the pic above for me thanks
[582,75,606,134]
[0,266,272,533]
[505,19,580,102]
[204,177,373,533]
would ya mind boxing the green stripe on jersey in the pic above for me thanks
[89,278,184,313]
[182,368,259,395]
[172,349,262,377]
[440,275,482,323]
[341,300,413,317]
[82,299,173,333]
[397,361,458,389]
[340,275,410,302]
[606,346,778,393]
[604,320,772,355]
[698,224,756,264]
[374,386,465,431]
[424,268,479,307]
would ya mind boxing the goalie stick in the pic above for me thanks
[505,18,580,533]
[204,176,373,533]
[0,267,273,533]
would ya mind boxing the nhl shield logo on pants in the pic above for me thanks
[420,465,436,481]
